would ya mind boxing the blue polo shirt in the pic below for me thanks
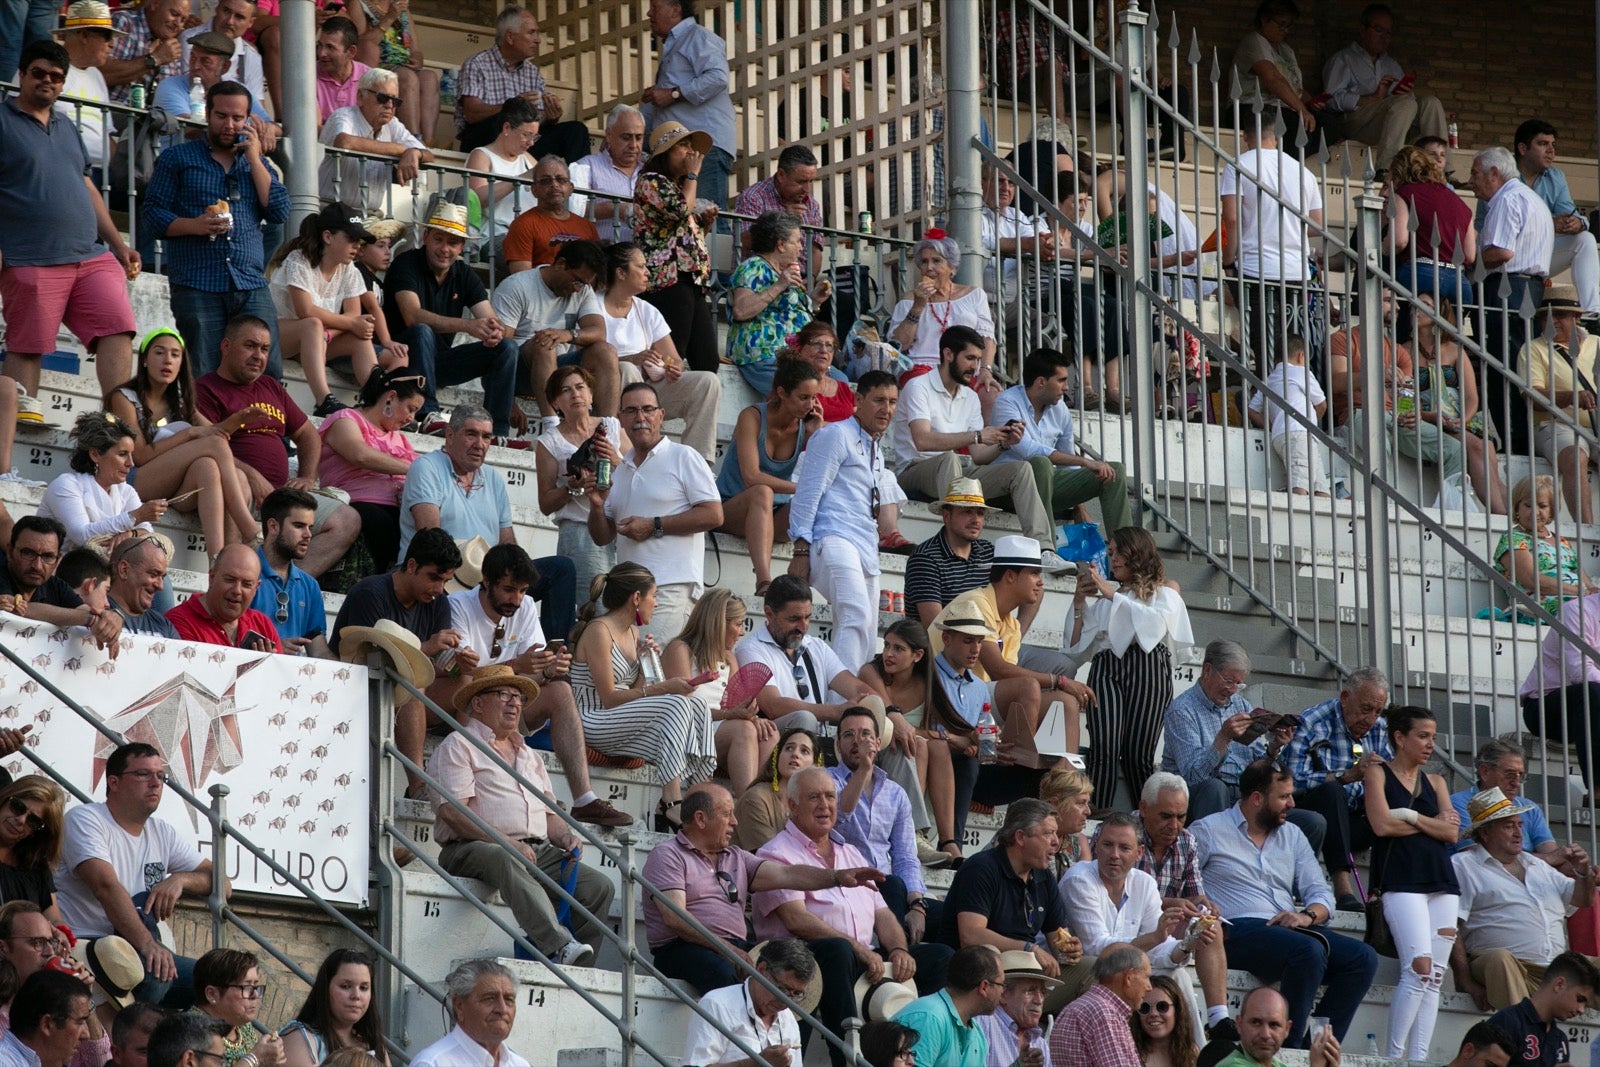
[893,989,988,1067]
[1450,787,1555,854]
[251,547,326,642]
[0,97,102,266]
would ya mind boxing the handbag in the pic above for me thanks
[1364,772,1421,959]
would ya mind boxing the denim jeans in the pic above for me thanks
[699,147,735,232]
[399,324,519,436]
[651,936,754,995]
[0,0,57,91]
[169,284,282,380]
[131,950,198,1010]
[531,553,576,643]
[1223,917,1377,1047]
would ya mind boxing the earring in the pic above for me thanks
[635,609,644,627]
[383,402,394,416]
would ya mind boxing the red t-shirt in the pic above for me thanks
[166,595,284,652]
[502,208,599,268]
[195,371,307,488]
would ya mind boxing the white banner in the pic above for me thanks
[0,617,372,905]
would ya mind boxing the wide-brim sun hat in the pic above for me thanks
[340,617,437,693]
[452,664,541,714]
[646,120,713,162]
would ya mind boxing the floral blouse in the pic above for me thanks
[728,256,812,366]
[633,172,711,291]
[1494,527,1583,618]
[359,0,414,67]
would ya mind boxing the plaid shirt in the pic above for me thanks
[992,7,1071,99]
[1133,812,1206,900]
[1050,983,1142,1067]
[732,175,824,250]
[454,45,546,133]
[1282,697,1395,807]
[141,140,290,292]
[109,8,184,104]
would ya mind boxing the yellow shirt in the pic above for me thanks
[929,585,1021,682]
[1523,334,1600,431]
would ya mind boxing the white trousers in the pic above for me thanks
[642,582,697,647]
[1381,890,1458,1060]
[810,536,879,672]
[1550,231,1600,315]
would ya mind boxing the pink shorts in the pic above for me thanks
[0,253,137,355]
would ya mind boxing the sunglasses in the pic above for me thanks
[275,589,290,624]
[6,798,42,833]
[791,662,809,699]
[25,67,66,84]
[490,620,505,660]
[714,868,738,904]
[370,90,402,106]
[1139,1001,1174,1015]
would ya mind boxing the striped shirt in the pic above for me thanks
[904,531,993,616]
[454,45,548,133]
[1480,177,1554,276]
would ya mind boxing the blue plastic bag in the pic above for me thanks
[1056,521,1110,575]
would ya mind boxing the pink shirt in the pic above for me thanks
[317,60,371,123]
[1521,591,1600,698]
[640,831,765,948]
[318,407,414,506]
[752,822,882,944]
[428,717,557,843]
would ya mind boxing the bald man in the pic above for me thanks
[1219,988,1342,1067]
[165,544,283,651]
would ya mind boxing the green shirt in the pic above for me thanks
[893,990,989,1067]
[1216,1049,1287,1067]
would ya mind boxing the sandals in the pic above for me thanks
[654,798,684,833]
[878,530,915,555]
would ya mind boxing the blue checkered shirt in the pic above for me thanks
[141,140,289,293]
[1282,696,1395,807]
[109,8,185,104]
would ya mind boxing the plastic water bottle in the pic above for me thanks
[189,76,205,114]
[1365,1034,1381,1059]
[976,703,999,764]
[439,68,457,110]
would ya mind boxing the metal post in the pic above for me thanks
[367,653,406,1045]
[1356,188,1394,679]
[943,0,983,289]
[207,784,229,950]
[620,831,637,1067]
[843,1015,864,1066]
[280,0,321,233]
[1120,3,1156,525]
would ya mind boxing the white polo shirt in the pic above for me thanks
[447,586,545,664]
[604,437,719,591]
[732,625,851,705]
[891,370,982,472]
[411,1026,531,1067]
[1453,843,1576,964]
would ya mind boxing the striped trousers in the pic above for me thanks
[1085,642,1172,805]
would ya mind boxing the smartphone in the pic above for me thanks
[545,639,566,653]
[1310,91,1333,107]
[687,668,719,687]
[233,129,250,151]
[239,629,272,653]
[1393,72,1416,94]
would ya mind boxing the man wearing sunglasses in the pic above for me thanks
[56,743,223,1010]
[0,40,139,415]
[107,534,179,639]
[502,156,600,273]
[318,66,432,213]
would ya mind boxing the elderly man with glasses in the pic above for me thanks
[1450,738,1589,873]
[427,664,614,969]
[317,66,433,213]
[55,743,222,1010]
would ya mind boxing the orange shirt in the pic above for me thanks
[502,207,599,269]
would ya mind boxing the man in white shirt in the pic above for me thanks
[438,541,631,828]
[588,381,722,642]
[733,575,877,735]
[489,238,619,419]
[54,0,118,173]
[574,104,646,242]
[1449,787,1598,1011]
[1319,4,1446,170]
[1059,812,1226,1036]
[680,938,815,1067]
[317,67,432,213]
[411,959,532,1067]
[177,0,262,104]
[1220,124,1324,372]
[893,325,1069,573]
[54,743,221,1009]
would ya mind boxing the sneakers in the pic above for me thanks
[569,797,634,827]
[15,394,43,425]
[1040,549,1076,575]
[553,940,594,967]
[1205,1017,1241,1043]
[312,394,348,417]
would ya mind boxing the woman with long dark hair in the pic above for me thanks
[0,777,65,920]
[733,726,819,851]
[1066,526,1193,806]
[1131,974,1199,1067]
[280,948,389,1066]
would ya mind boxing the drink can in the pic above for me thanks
[129,84,145,110]
[858,210,873,235]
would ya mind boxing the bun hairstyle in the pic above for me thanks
[1386,704,1435,739]
[570,561,656,645]
[357,365,426,408]
[69,411,138,474]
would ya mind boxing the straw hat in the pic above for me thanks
[646,120,712,161]
[851,694,890,742]
[444,536,492,594]
[56,0,125,35]
[930,475,1001,516]
[1466,786,1535,836]
[992,534,1043,569]
[1540,284,1584,312]
[998,949,1063,990]
[88,529,175,564]
[72,935,144,1008]
[935,615,997,639]
[339,618,436,692]
[363,216,407,243]
[452,664,540,713]
[853,962,918,1022]
[421,201,481,241]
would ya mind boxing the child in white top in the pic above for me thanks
[1249,334,1331,496]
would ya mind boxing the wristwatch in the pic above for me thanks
[652,516,664,538]
[670,87,681,101]
[145,54,158,72]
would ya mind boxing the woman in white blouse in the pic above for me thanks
[534,364,621,604]
[1065,527,1193,809]
[38,411,169,553]
[888,231,998,391]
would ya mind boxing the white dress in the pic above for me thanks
[888,288,996,369]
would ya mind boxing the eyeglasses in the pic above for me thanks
[533,175,573,186]
[6,799,43,833]
[275,589,290,624]
[24,67,66,84]
[1493,768,1527,782]
[1139,1000,1174,1015]
[490,620,505,660]
[484,689,525,707]
[195,1053,227,1065]
[114,769,170,784]
[12,547,59,564]
[226,983,266,999]
[791,662,809,699]
[8,936,52,953]
[618,404,661,417]
[714,869,739,904]
[370,90,402,106]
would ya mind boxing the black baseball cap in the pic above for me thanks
[314,201,377,243]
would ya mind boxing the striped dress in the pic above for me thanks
[571,644,717,786]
